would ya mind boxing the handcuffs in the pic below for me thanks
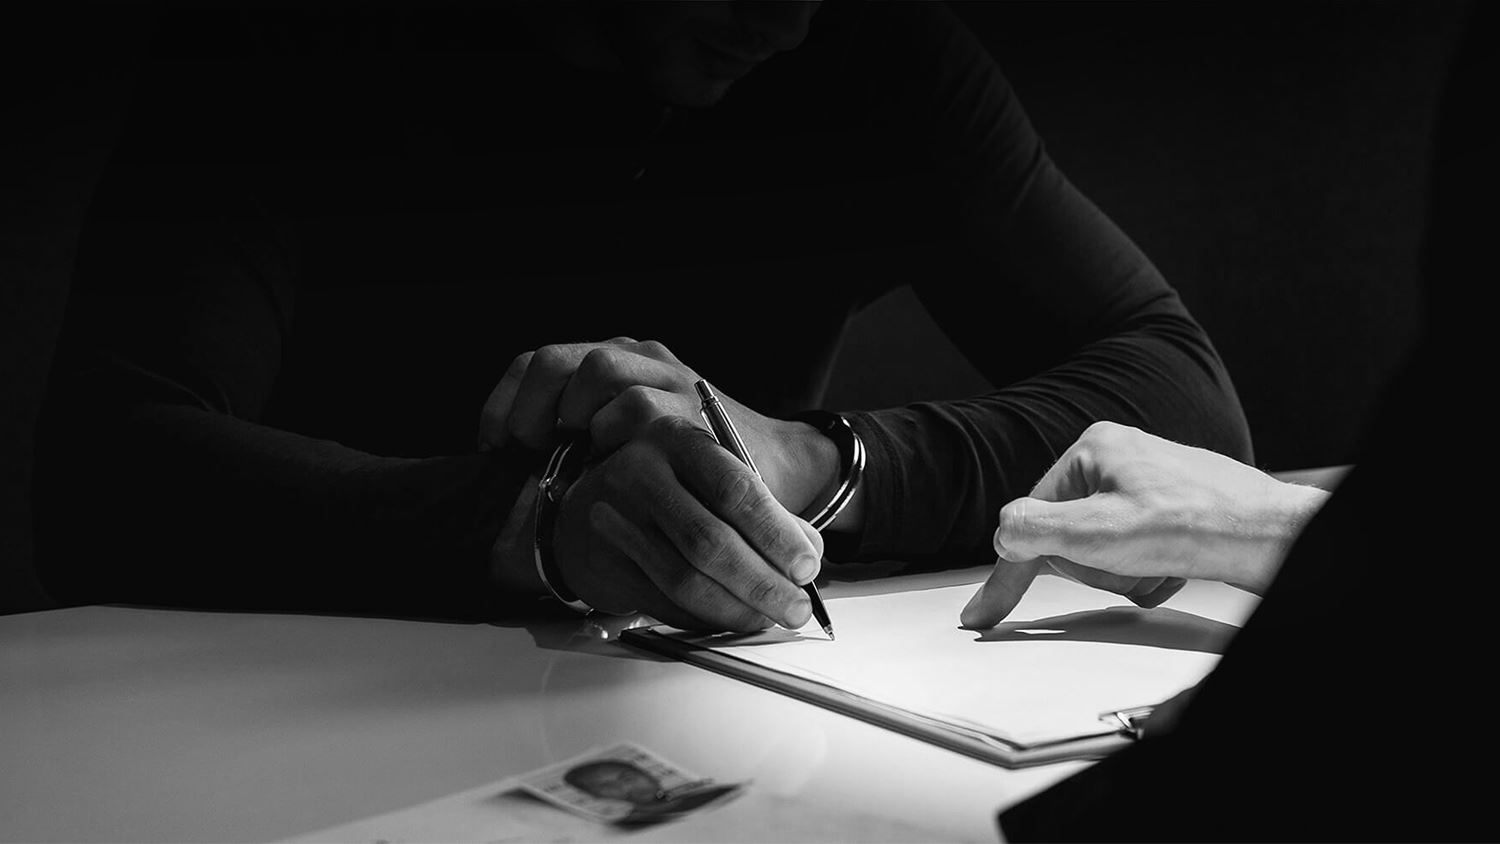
[531,413,864,614]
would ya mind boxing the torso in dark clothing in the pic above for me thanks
[105,2,937,457]
[40,1,1250,612]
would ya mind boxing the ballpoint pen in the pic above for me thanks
[694,379,835,640]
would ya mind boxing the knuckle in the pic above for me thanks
[680,515,735,572]
[1081,419,1119,444]
[738,493,785,550]
[578,347,622,382]
[587,411,616,449]
[646,412,697,443]
[1084,419,1136,448]
[635,339,671,360]
[618,383,660,413]
[996,499,1029,541]
[713,468,762,514]
[744,575,782,609]
[615,387,668,433]
[504,350,534,379]
[607,335,637,345]
[531,344,570,373]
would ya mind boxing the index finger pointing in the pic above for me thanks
[960,557,1044,629]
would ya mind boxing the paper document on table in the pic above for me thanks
[281,756,949,843]
[622,574,1255,766]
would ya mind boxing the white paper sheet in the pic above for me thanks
[282,576,1256,843]
[672,574,1256,747]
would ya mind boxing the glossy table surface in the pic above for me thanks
[1,560,1272,843]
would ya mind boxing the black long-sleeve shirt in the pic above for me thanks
[36,1,1250,617]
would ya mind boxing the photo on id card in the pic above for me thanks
[514,742,746,826]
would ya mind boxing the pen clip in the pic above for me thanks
[695,380,760,476]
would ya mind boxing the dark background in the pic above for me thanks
[1,1,1470,614]
[827,0,1466,471]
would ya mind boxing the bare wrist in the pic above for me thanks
[781,412,866,535]
[775,419,843,516]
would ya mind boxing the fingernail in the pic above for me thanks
[785,594,812,628]
[790,554,819,584]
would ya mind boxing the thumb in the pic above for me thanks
[960,557,1044,629]
[796,517,826,566]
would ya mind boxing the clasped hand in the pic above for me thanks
[480,338,827,632]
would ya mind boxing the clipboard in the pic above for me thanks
[620,625,1152,769]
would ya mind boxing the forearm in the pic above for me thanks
[827,321,1250,564]
[35,401,539,617]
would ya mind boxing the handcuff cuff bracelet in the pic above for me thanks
[533,412,861,613]
[533,434,593,614]
[791,410,865,531]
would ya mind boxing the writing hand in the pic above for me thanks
[481,339,834,630]
[553,415,824,632]
[961,421,1328,629]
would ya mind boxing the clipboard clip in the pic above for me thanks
[1101,704,1157,740]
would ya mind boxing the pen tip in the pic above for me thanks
[824,626,836,641]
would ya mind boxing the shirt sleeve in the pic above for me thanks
[832,1,1253,566]
[32,24,539,618]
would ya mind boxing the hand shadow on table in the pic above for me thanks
[972,605,1239,655]
[521,557,981,659]
[521,612,819,662]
